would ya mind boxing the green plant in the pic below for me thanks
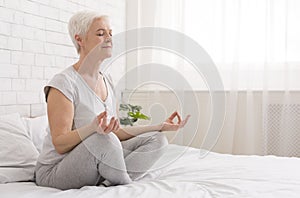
[119,103,150,126]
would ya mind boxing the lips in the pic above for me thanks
[102,43,112,48]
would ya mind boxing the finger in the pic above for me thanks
[166,118,174,124]
[176,113,182,124]
[110,118,117,131]
[96,119,104,134]
[104,117,115,133]
[115,122,120,132]
[101,113,107,128]
[97,111,106,122]
[168,111,182,124]
[115,119,120,130]
[112,119,119,131]
[168,111,178,120]
[98,111,107,116]
[180,115,191,128]
[106,117,116,133]
[184,115,191,123]
[97,118,103,127]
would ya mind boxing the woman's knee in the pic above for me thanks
[83,132,123,154]
[151,132,169,149]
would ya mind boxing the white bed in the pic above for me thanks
[1,143,300,198]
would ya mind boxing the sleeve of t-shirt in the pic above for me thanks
[44,73,75,103]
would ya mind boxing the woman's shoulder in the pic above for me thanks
[44,66,77,103]
[50,66,77,84]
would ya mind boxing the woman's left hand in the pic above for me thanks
[159,111,191,132]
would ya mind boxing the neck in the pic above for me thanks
[74,53,104,79]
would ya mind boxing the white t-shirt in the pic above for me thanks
[37,66,117,165]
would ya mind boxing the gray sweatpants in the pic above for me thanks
[35,131,168,190]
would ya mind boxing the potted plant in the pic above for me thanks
[119,103,150,126]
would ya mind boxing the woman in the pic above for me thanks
[35,11,190,190]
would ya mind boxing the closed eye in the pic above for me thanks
[96,29,112,37]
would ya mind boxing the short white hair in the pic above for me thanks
[68,11,108,54]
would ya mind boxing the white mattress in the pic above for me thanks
[1,144,300,198]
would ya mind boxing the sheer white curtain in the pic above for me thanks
[125,0,188,146]
[126,0,300,156]
[184,0,300,156]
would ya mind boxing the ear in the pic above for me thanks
[75,34,84,48]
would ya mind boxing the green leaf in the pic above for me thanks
[119,104,130,111]
[128,112,135,117]
[119,103,151,125]
[128,111,150,120]
[137,113,150,120]
[120,117,133,126]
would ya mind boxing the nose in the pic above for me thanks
[104,32,111,42]
[105,33,111,39]
[105,36,112,43]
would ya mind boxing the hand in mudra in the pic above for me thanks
[159,111,191,132]
[92,111,120,134]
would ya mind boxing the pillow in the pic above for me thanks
[0,113,39,183]
[22,115,48,153]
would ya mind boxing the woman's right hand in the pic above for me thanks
[91,111,120,134]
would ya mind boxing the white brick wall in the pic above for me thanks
[0,64,18,77]
[0,0,126,116]
[0,78,11,90]
[23,39,44,53]
[0,49,10,63]
[0,21,11,35]
[8,37,22,50]
[11,51,35,65]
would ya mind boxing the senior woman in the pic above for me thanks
[35,11,190,190]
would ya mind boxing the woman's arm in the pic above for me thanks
[113,124,161,141]
[47,88,118,154]
[47,87,84,154]
[113,101,190,141]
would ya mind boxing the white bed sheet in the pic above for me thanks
[1,144,300,198]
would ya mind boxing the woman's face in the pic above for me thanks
[79,17,112,59]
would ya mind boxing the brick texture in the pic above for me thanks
[0,0,125,116]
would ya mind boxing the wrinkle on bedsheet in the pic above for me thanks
[1,144,300,198]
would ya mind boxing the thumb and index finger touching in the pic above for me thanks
[168,111,191,126]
